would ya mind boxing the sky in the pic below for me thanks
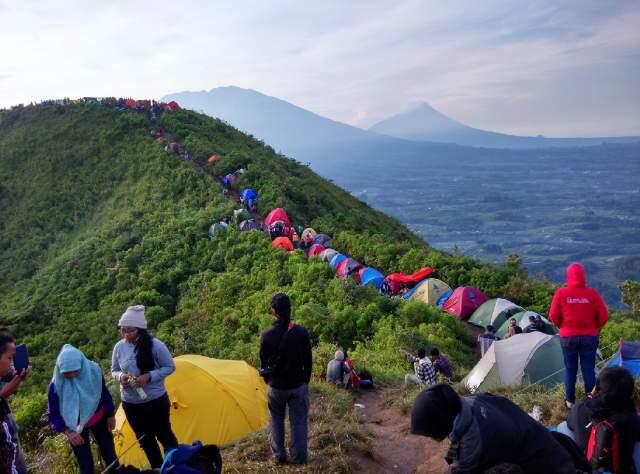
[1,0,639,136]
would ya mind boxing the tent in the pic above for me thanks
[320,248,339,263]
[169,142,179,152]
[272,237,294,252]
[241,188,257,201]
[208,222,227,238]
[336,258,362,279]
[442,286,488,320]
[406,278,451,306]
[358,267,384,289]
[495,310,557,339]
[380,267,434,296]
[313,234,331,247]
[207,154,221,164]
[264,208,291,228]
[468,298,524,330]
[114,355,267,467]
[436,289,454,307]
[462,332,565,393]
[330,254,347,269]
[239,219,260,232]
[165,100,180,110]
[606,340,640,377]
[301,228,317,244]
[307,244,325,257]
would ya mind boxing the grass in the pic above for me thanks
[221,382,372,473]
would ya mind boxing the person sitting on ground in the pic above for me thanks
[557,366,640,474]
[524,315,545,334]
[343,350,360,389]
[478,325,498,356]
[429,348,454,380]
[400,348,437,387]
[410,384,576,474]
[506,318,523,338]
[326,350,351,388]
[48,344,119,474]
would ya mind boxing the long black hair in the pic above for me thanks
[135,329,155,374]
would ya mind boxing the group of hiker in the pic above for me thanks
[0,306,193,474]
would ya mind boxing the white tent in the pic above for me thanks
[463,332,564,392]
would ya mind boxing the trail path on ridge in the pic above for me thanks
[351,389,448,474]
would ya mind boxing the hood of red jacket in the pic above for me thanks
[566,263,586,288]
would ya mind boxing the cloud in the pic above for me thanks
[0,0,638,135]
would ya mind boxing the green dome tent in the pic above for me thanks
[495,310,557,339]
[462,332,564,393]
[468,298,524,330]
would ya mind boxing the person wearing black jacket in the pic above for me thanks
[410,384,575,474]
[259,293,312,465]
[566,367,640,474]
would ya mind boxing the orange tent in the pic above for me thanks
[272,237,294,252]
[208,154,221,164]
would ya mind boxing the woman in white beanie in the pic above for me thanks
[110,305,177,468]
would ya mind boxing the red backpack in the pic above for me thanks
[587,419,620,473]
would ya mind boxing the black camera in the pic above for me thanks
[258,367,275,379]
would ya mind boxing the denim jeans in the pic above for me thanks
[560,335,599,403]
[267,383,309,464]
[70,415,118,474]
[122,393,178,468]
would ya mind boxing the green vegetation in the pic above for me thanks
[1,102,639,470]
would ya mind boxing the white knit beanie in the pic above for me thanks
[118,305,147,329]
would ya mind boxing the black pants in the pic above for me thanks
[122,393,178,468]
[70,415,118,474]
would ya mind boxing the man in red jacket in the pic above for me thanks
[549,263,608,408]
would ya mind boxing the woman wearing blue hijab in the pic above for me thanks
[47,344,119,473]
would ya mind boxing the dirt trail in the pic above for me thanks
[351,390,448,474]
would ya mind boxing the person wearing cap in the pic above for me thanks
[47,344,119,474]
[326,350,351,388]
[111,305,177,468]
[410,384,575,474]
[259,293,312,465]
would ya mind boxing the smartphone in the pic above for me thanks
[1,344,29,383]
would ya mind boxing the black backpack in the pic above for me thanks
[587,419,621,473]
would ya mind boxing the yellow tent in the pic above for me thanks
[114,355,268,467]
[409,278,451,306]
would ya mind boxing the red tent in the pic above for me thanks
[126,98,136,108]
[207,154,221,164]
[442,286,488,320]
[169,142,179,152]
[307,244,325,257]
[156,136,165,144]
[272,237,294,252]
[264,208,291,228]
[166,101,180,110]
[381,267,434,296]
[336,258,362,279]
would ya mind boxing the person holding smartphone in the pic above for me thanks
[0,332,28,474]
[111,305,177,468]
[47,344,119,474]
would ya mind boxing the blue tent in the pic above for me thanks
[329,254,347,269]
[606,340,640,377]
[359,267,384,289]
[241,188,257,201]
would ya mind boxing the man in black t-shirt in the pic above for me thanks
[259,293,312,465]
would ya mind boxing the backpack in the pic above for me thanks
[587,419,620,473]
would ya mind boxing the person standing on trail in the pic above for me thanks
[410,384,576,474]
[549,262,608,409]
[259,293,312,465]
[400,348,437,387]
